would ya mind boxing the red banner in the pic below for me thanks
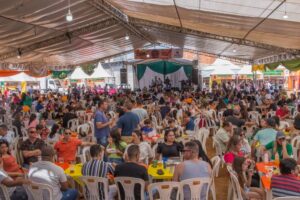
[134,48,182,59]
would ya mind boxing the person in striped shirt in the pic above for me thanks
[82,144,117,200]
[271,158,300,197]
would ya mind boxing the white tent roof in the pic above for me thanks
[202,58,242,76]
[90,63,113,78]
[0,72,41,82]
[69,67,90,80]
[237,65,263,75]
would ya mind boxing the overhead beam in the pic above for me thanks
[254,53,300,65]
[88,0,156,44]
[183,48,251,65]
[130,17,300,55]
[0,18,119,61]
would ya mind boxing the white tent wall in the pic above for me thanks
[103,62,135,90]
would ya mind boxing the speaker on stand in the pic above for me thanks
[120,68,127,84]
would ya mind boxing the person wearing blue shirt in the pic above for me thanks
[183,111,195,131]
[94,99,115,147]
[117,101,139,143]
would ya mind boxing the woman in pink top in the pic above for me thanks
[27,113,38,129]
[224,135,244,164]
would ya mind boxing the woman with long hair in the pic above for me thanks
[192,140,212,167]
[47,124,61,144]
[232,157,265,200]
[224,135,244,164]
[27,113,38,129]
[0,140,24,175]
[106,129,127,164]
[156,129,183,160]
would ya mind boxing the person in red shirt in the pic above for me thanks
[276,103,290,120]
[54,129,94,163]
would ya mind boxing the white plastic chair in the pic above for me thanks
[78,146,91,163]
[291,135,300,160]
[68,119,79,131]
[198,128,209,153]
[25,182,54,200]
[85,113,94,123]
[114,177,145,200]
[279,121,290,130]
[228,171,243,200]
[77,123,90,137]
[76,110,86,117]
[194,117,201,133]
[79,176,109,200]
[210,156,221,200]
[0,183,10,200]
[179,177,211,200]
[148,182,180,200]
[272,197,300,200]
[248,111,260,125]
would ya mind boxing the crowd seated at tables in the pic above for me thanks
[0,81,300,199]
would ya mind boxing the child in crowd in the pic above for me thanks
[106,129,127,165]
[141,119,156,137]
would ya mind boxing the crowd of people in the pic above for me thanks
[0,80,300,199]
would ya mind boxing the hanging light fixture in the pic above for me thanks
[125,34,129,40]
[232,48,237,53]
[66,0,73,22]
[17,48,22,59]
[283,1,288,19]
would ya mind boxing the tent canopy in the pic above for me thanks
[69,67,90,80]
[0,72,42,82]
[0,0,299,68]
[90,63,113,79]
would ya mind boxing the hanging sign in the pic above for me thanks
[134,48,183,59]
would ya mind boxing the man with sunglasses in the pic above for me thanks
[20,127,45,168]
[173,141,211,199]
[263,131,293,160]
[54,128,94,163]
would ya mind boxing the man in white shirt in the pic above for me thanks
[0,125,14,144]
[215,121,232,153]
[28,145,78,200]
[0,160,29,200]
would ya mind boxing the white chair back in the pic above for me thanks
[291,135,300,160]
[228,171,243,200]
[85,113,94,123]
[0,183,10,200]
[279,121,290,130]
[79,146,91,163]
[68,119,79,131]
[25,182,53,200]
[77,123,90,136]
[211,156,221,178]
[114,177,145,200]
[197,128,209,153]
[213,136,223,156]
[194,118,201,132]
[210,156,221,200]
[79,176,109,200]
[76,110,86,117]
[148,182,180,200]
[180,177,211,200]
[11,125,19,137]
